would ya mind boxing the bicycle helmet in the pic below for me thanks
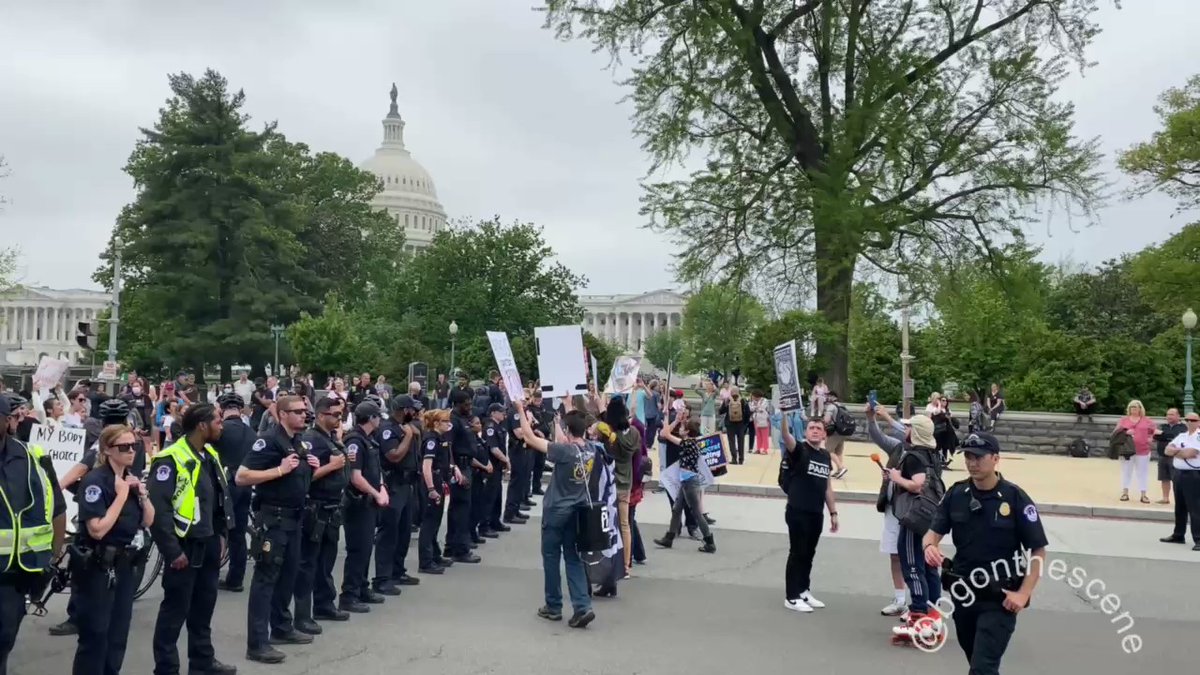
[3,393,29,411]
[98,398,131,426]
[216,392,246,411]
[363,393,384,409]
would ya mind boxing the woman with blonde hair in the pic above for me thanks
[1115,400,1156,503]
[73,425,155,675]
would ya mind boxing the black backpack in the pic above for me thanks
[1068,437,1090,458]
[891,446,946,536]
[831,405,857,437]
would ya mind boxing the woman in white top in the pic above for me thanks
[810,378,829,418]
[329,377,352,430]
[749,390,773,454]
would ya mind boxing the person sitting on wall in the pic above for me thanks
[1073,386,1097,423]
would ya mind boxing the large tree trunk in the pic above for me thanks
[814,222,856,399]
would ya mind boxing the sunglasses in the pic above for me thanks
[110,443,137,453]
[282,408,307,416]
[1187,418,1200,423]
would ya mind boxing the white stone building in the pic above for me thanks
[580,289,687,352]
[359,84,448,254]
[0,286,110,366]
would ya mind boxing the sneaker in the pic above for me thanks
[48,620,77,636]
[784,597,813,613]
[537,606,563,621]
[799,591,825,609]
[880,600,906,616]
[568,609,596,628]
[246,647,286,664]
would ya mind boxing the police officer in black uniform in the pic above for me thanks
[373,395,423,595]
[340,402,387,612]
[0,394,67,674]
[73,424,153,675]
[294,396,351,633]
[924,433,1048,675]
[148,403,235,675]
[213,393,255,593]
[417,410,455,574]
[235,395,318,664]
[445,391,481,563]
[503,400,532,525]
[468,415,495,544]
[480,403,511,537]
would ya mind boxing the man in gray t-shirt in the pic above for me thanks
[514,398,596,628]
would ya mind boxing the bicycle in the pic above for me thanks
[27,520,159,616]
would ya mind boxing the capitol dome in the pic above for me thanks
[359,84,448,253]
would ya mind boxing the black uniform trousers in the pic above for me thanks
[224,474,253,587]
[294,500,342,619]
[152,535,221,675]
[72,555,136,675]
[418,492,446,568]
[445,483,473,556]
[529,451,546,496]
[484,468,505,529]
[0,574,38,675]
[952,600,1017,675]
[246,508,302,650]
[784,507,823,600]
[470,469,491,535]
[340,497,377,601]
[373,481,415,584]
[1172,469,1200,542]
[504,446,529,518]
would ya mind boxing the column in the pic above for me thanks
[3,308,10,342]
[50,308,58,344]
[638,312,646,349]
[605,312,614,342]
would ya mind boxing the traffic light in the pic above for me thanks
[76,321,98,350]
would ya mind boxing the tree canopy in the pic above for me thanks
[1119,74,1200,209]
[677,282,765,374]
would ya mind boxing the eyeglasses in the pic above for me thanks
[1187,418,1200,423]
[283,408,307,416]
[109,443,136,453]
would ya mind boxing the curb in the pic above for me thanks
[643,481,1175,523]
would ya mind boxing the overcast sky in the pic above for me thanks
[0,0,1194,298]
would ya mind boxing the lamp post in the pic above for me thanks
[449,320,459,376]
[270,324,285,379]
[1183,308,1196,415]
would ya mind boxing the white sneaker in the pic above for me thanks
[881,600,906,616]
[799,591,825,609]
[784,597,813,613]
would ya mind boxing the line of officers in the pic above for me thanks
[4,384,554,675]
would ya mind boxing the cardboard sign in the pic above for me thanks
[774,340,802,411]
[30,423,87,525]
[605,355,643,395]
[33,356,70,392]
[534,325,589,398]
[486,331,525,402]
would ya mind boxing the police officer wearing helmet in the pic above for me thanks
[481,403,511,538]
[294,396,351,633]
[0,394,67,673]
[213,392,255,593]
[235,395,318,664]
[147,403,235,675]
[340,401,387,612]
[445,391,481,564]
[373,395,424,595]
[924,433,1048,675]
[72,424,155,675]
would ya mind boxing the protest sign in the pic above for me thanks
[33,356,70,392]
[30,423,87,525]
[604,355,643,395]
[486,331,525,402]
[590,352,599,389]
[534,326,588,398]
[695,433,728,477]
[774,340,802,412]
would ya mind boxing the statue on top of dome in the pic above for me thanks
[389,83,399,116]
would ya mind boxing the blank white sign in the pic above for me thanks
[535,325,588,398]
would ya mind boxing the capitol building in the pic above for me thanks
[360,84,448,254]
[579,289,687,354]
[1,286,110,366]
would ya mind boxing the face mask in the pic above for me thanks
[224,387,233,393]
[131,387,142,396]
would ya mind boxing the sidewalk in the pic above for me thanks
[654,439,1177,523]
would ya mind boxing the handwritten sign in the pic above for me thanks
[486,331,525,402]
[30,423,87,525]
[605,355,643,395]
[33,356,70,392]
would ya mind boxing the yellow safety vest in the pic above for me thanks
[0,441,55,572]
[154,438,227,538]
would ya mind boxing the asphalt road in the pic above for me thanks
[9,494,1191,674]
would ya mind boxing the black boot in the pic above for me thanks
[699,535,716,553]
[653,533,674,549]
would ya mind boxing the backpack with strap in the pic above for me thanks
[830,405,856,437]
[891,446,945,536]
[577,444,610,553]
[728,400,744,423]
[1067,437,1090,458]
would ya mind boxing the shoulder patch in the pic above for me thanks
[302,441,312,451]
[84,484,102,503]
[252,439,266,452]
[1023,504,1039,522]
[426,440,436,451]
[486,428,495,437]
[156,464,171,482]
[382,429,393,440]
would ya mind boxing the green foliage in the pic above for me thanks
[643,328,683,370]
[287,296,362,379]
[741,310,836,392]
[1119,74,1200,209]
[847,286,901,404]
[678,282,765,373]
[1004,327,1106,411]
[583,332,617,387]
[1129,222,1200,316]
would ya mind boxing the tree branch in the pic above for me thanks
[768,0,823,38]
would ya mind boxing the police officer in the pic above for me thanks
[374,395,423,594]
[73,424,154,675]
[503,400,533,525]
[236,394,319,664]
[0,394,67,674]
[481,404,511,538]
[468,415,495,545]
[340,402,387,612]
[417,410,456,574]
[148,403,235,675]
[294,397,351,633]
[924,432,1048,675]
[212,393,256,593]
[445,391,481,563]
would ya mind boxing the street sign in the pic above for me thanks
[902,378,915,399]
[99,360,119,380]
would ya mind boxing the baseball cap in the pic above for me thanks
[354,401,382,423]
[487,403,506,414]
[960,432,1001,456]
[903,414,936,449]
[390,395,423,413]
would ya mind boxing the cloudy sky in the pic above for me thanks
[0,0,1194,298]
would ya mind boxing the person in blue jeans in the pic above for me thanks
[513,397,596,629]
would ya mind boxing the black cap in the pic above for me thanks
[0,396,10,417]
[487,403,505,414]
[391,395,423,413]
[959,432,1001,456]
[354,401,381,423]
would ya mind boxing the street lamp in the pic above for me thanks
[1183,308,1197,414]
[449,320,459,376]
[270,324,285,378]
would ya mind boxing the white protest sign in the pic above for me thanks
[604,355,643,395]
[486,331,525,402]
[534,325,589,398]
[33,356,70,392]
[30,423,87,525]
[590,351,599,389]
